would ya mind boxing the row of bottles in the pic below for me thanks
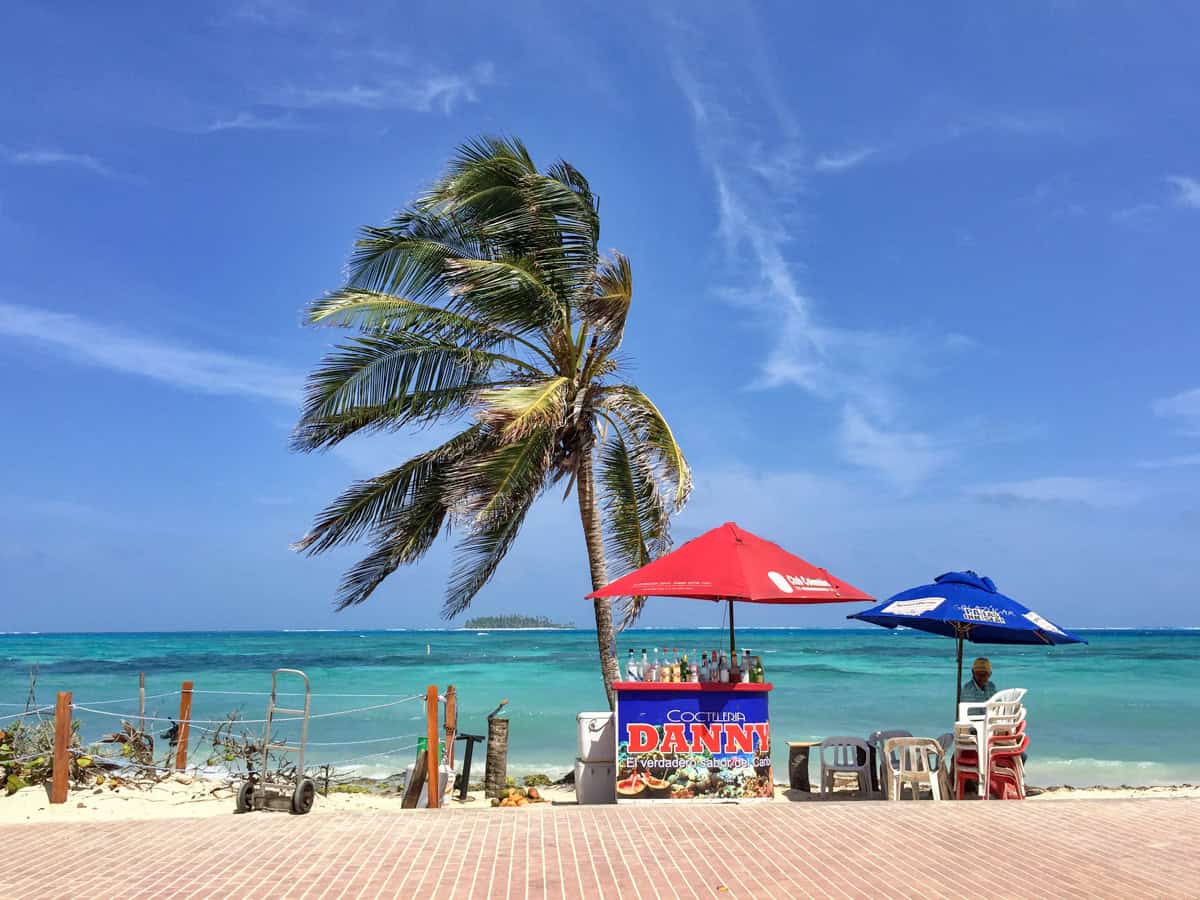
[624,647,767,684]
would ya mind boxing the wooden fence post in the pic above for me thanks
[175,681,193,771]
[443,684,457,771]
[50,691,72,804]
[138,672,146,735]
[425,684,440,809]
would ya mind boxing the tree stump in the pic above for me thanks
[484,716,508,798]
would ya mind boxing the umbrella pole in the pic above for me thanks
[955,636,963,717]
[728,599,736,665]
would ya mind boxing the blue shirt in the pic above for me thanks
[961,677,996,704]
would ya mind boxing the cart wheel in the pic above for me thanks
[291,778,316,815]
[236,780,255,813]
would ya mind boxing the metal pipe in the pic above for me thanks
[728,599,736,664]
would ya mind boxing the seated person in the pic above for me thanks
[961,657,997,711]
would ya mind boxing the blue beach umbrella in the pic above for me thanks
[849,571,1086,712]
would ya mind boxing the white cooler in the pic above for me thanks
[574,759,616,805]
[576,711,615,763]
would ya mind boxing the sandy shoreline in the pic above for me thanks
[2,775,1197,824]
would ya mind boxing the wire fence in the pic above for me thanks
[0,706,54,723]
[3,680,450,796]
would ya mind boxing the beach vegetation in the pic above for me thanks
[293,136,692,706]
[329,783,372,794]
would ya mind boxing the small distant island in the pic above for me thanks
[463,614,575,629]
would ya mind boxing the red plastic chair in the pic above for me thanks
[955,726,1028,800]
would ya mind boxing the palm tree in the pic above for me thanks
[292,137,691,706]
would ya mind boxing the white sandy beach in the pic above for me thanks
[2,775,1197,824]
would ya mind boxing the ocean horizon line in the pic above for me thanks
[3,624,1199,637]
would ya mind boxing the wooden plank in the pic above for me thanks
[401,748,427,809]
[175,681,193,770]
[443,684,457,770]
[425,684,440,809]
[50,691,72,804]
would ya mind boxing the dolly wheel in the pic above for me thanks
[236,781,255,813]
[291,778,316,815]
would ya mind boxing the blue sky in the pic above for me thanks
[2,1,1198,631]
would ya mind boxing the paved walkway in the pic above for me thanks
[3,800,1198,899]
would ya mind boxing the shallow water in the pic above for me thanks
[2,628,1197,786]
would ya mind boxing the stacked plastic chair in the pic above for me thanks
[953,689,1029,800]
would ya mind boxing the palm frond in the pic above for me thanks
[294,334,538,450]
[598,426,672,628]
[293,425,486,556]
[441,427,554,617]
[348,211,484,302]
[443,257,559,333]
[305,289,508,343]
[580,252,632,346]
[599,385,693,508]
[477,377,569,441]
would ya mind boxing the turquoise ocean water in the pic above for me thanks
[2,629,1197,787]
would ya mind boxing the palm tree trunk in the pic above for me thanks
[576,449,620,709]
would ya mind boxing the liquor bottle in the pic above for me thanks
[729,653,739,683]
[673,647,682,682]
[626,649,640,682]
[754,656,765,683]
[680,651,689,682]
[692,649,701,682]
[741,649,752,683]
[650,648,660,682]
[718,653,730,683]
[699,652,709,682]
[639,648,649,681]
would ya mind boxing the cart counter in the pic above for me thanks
[613,682,774,801]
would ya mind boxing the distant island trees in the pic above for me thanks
[463,614,575,629]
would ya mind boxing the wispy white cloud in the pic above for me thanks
[967,476,1143,508]
[665,30,968,487]
[1153,387,1200,435]
[813,147,877,173]
[1135,453,1200,470]
[839,406,955,488]
[228,0,309,27]
[944,110,1067,139]
[0,146,117,178]
[0,302,300,405]
[1167,175,1200,209]
[808,108,1070,179]
[1110,176,1200,225]
[1110,202,1160,225]
[205,111,307,133]
[272,62,495,115]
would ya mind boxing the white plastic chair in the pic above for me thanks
[956,692,1027,798]
[882,737,945,801]
[818,736,872,798]
[868,730,912,798]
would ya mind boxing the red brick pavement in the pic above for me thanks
[2,800,1197,899]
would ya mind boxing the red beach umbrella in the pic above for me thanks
[586,522,873,659]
